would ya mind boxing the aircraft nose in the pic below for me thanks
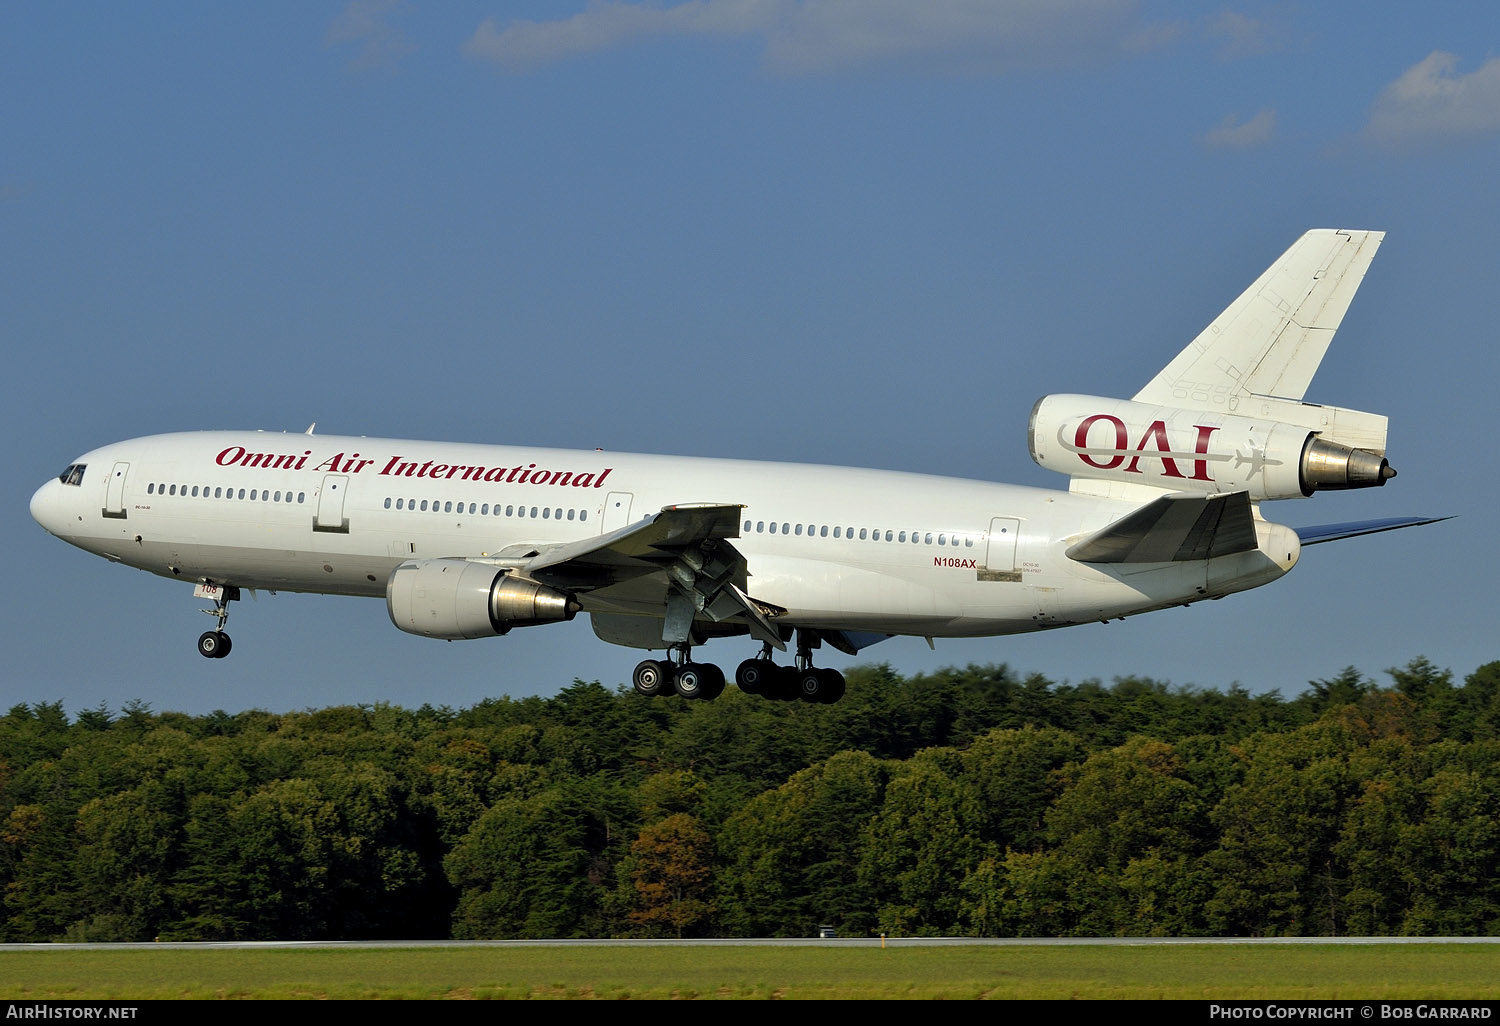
[30,479,69,536]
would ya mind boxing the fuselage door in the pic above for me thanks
[103,462,130,519]
[981,517,1022,582]
[601,492,634,533]
[314,475,350,533]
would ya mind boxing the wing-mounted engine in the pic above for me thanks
[386,558,578,640]
[1028,394,1395,501]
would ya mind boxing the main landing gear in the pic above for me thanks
[196,585,240,659]
[631,640,847,703]
[632,644,727,701]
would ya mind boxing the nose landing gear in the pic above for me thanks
[195,584,240,659]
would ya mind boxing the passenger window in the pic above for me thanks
[579,510,587,521]
[384,497,392,509]
[299,492,305,502]
[237,489,246,500]
[885,530,893,541]
[756,521,764,532]
[769,522,777,534]
[795,524,802,536]
[568,509,575,521]
[858,528,867,540]
[543,507,551,519]
[782,522,790,534]
[925,532,933,544]
[214,487,222,498]
[530,507,538,518]
[820,526,828,538]
[148,483,155,495]
[833,527,841,538]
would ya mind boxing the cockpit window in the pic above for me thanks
[58,464,86,486]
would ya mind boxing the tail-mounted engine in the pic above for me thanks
[1029,394,1395,501]
[386,558,578,640]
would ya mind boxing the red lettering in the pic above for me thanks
[1124,420,1174,476]
[1187,425,1219,481]
[1075,415,1128,470]
[215,446,245,467]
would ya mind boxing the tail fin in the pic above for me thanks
[1134,229,1384,410]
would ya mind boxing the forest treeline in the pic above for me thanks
[3,658,1499,941]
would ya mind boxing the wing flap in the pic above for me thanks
[527,503,743,573]
[522,503,786,649]
[1066,491,1258,563]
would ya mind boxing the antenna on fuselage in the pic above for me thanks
[305,423,316,435]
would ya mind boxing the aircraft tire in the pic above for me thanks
[197,631,229,659]
[796,669,825,702]
[632,659,672,698]
[700,663,726,701]
[765,665,801,701]
[735,658,774,694]
[675,663,710,700]
[817,669,846,704]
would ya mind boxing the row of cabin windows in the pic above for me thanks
[382,497,588,522]
[148,482,305,503]
[744,519,977,547]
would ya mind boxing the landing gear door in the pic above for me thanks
[103,462,130,519]
[314,475,350,533]
[601,492,633,534]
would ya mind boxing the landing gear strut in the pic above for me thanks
[196,584,240,659]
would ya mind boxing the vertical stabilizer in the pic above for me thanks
[1134,229,1384,410]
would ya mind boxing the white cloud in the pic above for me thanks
[1365,51,1500,144]
[464,0,1160,75]
[327,0,414,70]
[1203,108,1275,148]
[1206,11,1272,60]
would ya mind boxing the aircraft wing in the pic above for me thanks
[1293,515,1452,546]
[1134,229,1384,408]
[1066,490,1258,563]
[517,503,785,649]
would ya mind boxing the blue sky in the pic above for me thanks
[5,1,1496,716]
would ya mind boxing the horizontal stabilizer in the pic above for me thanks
[1067,491,1258,563]
[1294,516,1452,547]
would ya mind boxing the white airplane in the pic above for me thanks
[31,229,1443,703]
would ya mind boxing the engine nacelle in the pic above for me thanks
[1029,394,1394,501]
[385,559,578,640]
